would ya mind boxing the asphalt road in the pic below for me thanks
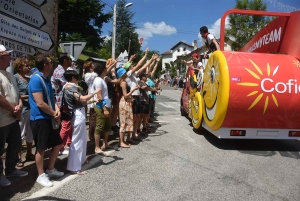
[2,85,300,201]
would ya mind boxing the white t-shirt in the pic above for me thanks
[126,70,140,96]
[92,77,110,107]
[205,33,215,45]
[0,70,19,127]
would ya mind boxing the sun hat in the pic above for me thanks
[116,67,126,78]
[123,62,132,71]
[0,44,13,56]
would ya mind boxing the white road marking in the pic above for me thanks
[22,147,117,200]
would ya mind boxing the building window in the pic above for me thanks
[177,48,180,52]
[183,47,186,51]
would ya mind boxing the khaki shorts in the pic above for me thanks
[94,106,111,134]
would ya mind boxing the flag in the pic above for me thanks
[139,38,144,44]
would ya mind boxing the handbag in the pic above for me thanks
[60,90,74,121]
[35,74,60,130]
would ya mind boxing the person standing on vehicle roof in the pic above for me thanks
[200,26,220,59]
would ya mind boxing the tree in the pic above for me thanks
[58,0,111,50]
[225,0,271,50]
[114,0,141,57]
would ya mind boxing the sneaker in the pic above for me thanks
[46,168,64,178]
[6,169,28,177]
[0,175,11,186]
[36,173,53,187]
[62,150,69,155]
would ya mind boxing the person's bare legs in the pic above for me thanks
[47,144,61,170]
[101,131,115,149]
[119,132,130,147]
[94,133,101,152]
[133,113,140,138]
[137,114,143,134]
[35,150,45,175]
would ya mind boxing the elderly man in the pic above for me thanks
[0,45,28,187]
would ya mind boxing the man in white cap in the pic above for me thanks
[0,45,28,186]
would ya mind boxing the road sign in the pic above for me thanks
[28,0,47,7]
[0,14,53,51]
[0,0,45,28]
[59,41,87,61]
[9,51,27,59]
[0,38,36,55]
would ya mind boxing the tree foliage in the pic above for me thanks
[115,0,141,57]
[226,0,271,50]
[166,56,186,78]
[58,0,111,50]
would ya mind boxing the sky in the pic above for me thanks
[101,0,300,54]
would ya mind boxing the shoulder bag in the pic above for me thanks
[60,90,74,121]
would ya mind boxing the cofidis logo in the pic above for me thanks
[237,59,281,114]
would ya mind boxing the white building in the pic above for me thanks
[161,41,195,72]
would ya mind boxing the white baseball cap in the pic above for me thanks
[0,44,13,56]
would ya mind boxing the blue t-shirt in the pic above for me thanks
[146,78,156,99]
[28,72,55,120]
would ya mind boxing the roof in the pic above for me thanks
[170,41,193,50]
[86,57,107,63]
[161,51,172,55]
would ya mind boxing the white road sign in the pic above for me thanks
[0,38,36,55]
[0,14,53,50]
[0,0,45,28]
[28,0,46,7]
[9,51,27,59]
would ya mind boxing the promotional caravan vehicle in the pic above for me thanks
[180,9,300,139]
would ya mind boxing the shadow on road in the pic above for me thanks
[193,127,300,159]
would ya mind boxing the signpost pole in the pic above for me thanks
[70,42,74,57]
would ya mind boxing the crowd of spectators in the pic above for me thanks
[0,45,161,187]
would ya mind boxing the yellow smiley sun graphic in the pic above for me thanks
[293,60,300,68]
[237,59,279,114]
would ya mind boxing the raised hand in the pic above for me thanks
[145,48,149,55]
[130,54,137,61]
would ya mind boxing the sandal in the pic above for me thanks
[95,150,107,156]
[101,145,116,151]
[16,160,24,167]
[118,144,130,148]
[26,154,35,161]
[70,170,87,175]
